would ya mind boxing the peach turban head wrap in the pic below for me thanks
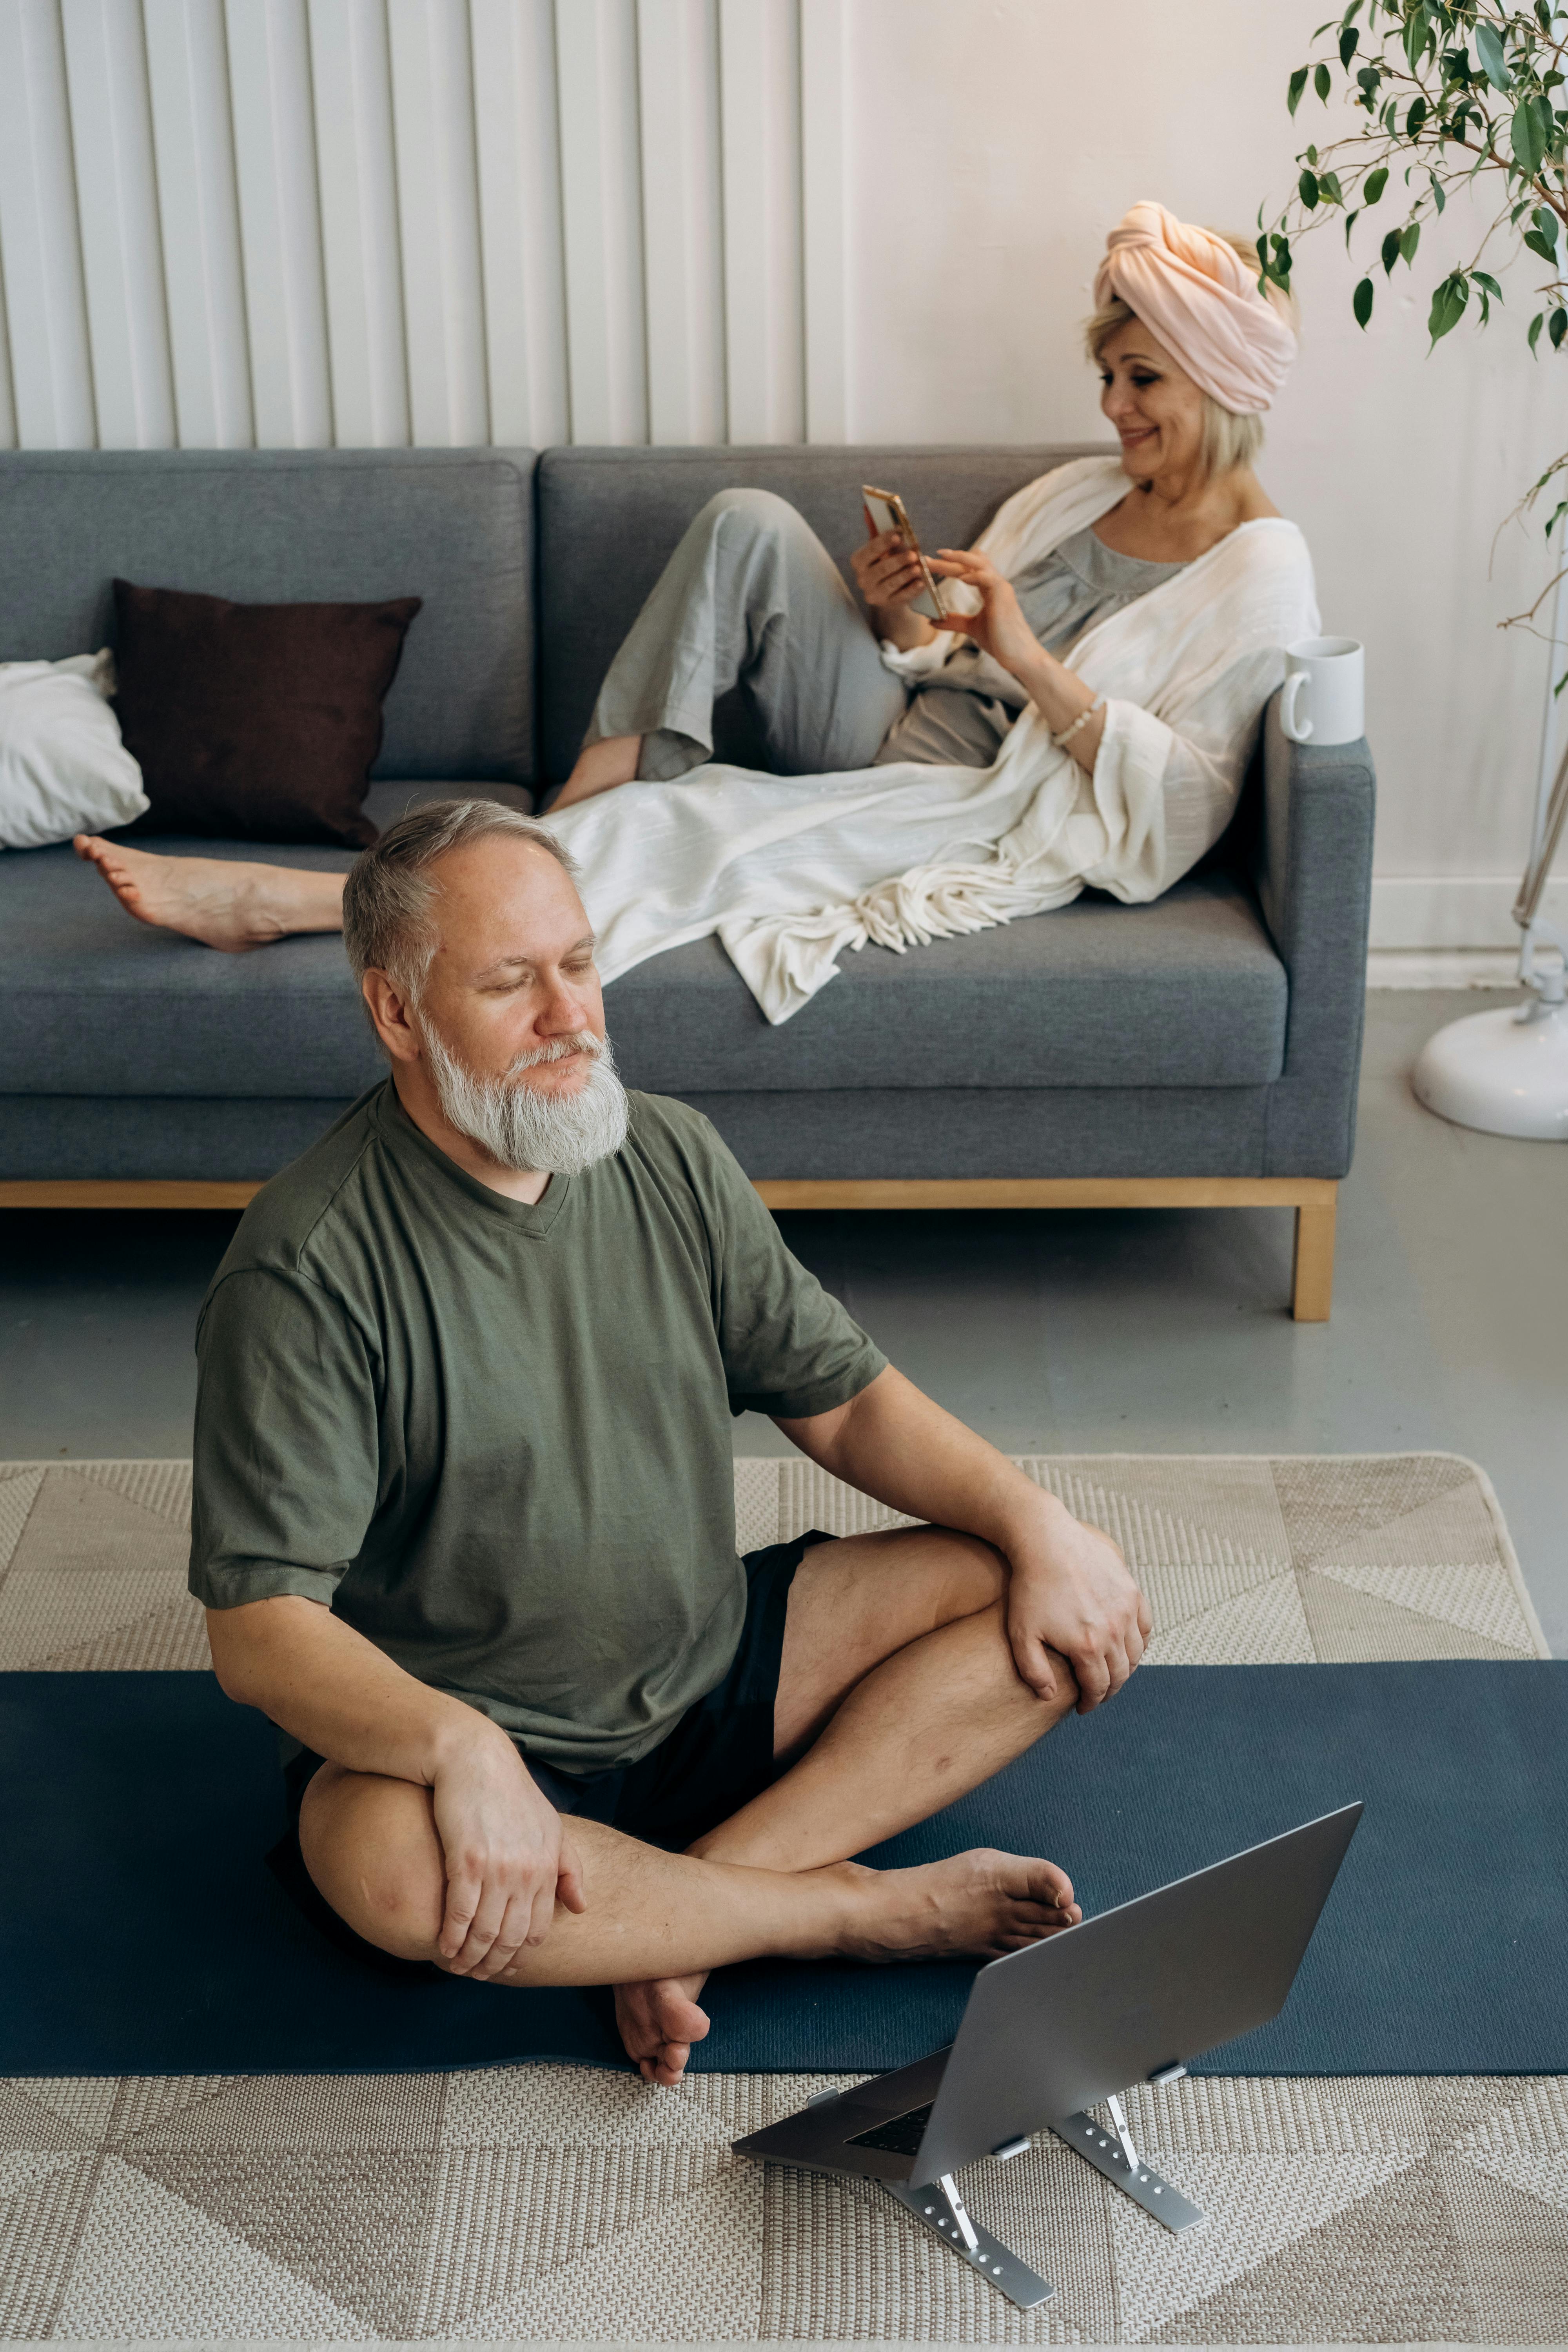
[1093,201,1297,416]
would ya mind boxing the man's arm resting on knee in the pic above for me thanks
[205,1595,585,1974]
[774,1365,1151,1711]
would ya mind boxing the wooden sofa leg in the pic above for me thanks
[1291,1197,1337,1323]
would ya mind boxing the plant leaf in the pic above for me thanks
[1300,167,1321,208]
[1364,163,1389,203]
[1550,304,1568,349]
[1474,270,1504,298]
[1429,270,1470,342]
[1534,204,1560,254]
[1408,95,1428,138]
[1530,309,1546,352]
[1339,23,1359,67]
[1354,274,1375,326]
[1399,219,1422,265]
[1289,64,1310,115]
[1513,94,1548,177]
[1319,169,1345,202]
[1475,19,1512,89]
[1316,59,1333,101]
[1523,227,1559,262]
[1382,225,1404,274]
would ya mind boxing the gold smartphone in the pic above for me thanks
[861,484,947,621]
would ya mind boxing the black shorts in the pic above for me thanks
[265,1528,829,1980]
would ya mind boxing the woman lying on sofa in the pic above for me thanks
[76,203,1318,1025]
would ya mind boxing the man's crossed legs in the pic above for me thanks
[298,1524,1083,2082]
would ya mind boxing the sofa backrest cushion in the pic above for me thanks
[536,443,1109,784]
[0,449,535,784]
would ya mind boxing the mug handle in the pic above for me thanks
[1280,670,1312,743]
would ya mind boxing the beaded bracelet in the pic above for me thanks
[1052,695,1105,750]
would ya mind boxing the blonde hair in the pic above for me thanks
[1083,231,1300,477]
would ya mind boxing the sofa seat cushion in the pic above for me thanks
[1,788,1283,1100]
[605,869,1287,1093]
[0,783,531,1098]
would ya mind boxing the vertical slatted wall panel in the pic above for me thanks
[224,0,333,446]
[470,0,568,448]
[143,0,254,449]
[60,0,177,449]
[308,0,409,448]
[718,0,804,443]
[0,244,18,450]
[553,0,647,443]
[0,0,849,452]
[0,0,98,447]
[637,0,725,445]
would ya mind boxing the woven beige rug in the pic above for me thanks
[0,1452,1561,2343]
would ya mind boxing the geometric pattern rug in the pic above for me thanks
[0,1450,1561,2344]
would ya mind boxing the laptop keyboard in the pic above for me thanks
[848,2102,933,2156]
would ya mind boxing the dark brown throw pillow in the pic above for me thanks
[112,580,422,846]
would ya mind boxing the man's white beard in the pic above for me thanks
[419,1020,629,1176]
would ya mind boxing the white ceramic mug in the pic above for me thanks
[1279,635,1365,746]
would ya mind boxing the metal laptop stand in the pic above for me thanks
[808,2069,1204,2312]
[755,1806,1364,2311]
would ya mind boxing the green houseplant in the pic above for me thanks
[1258,0,1568,1138]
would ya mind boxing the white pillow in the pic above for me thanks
[0,650,150,849]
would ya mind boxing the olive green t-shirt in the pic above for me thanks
[189,1082,885,1773]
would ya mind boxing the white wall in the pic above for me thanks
[845,0,1568,954]
[0,0,1561,947]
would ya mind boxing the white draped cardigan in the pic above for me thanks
[548,456,1321,1024]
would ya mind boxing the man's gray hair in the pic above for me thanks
[341,796,581,998]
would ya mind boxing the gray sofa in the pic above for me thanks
[0,445,1375,1317]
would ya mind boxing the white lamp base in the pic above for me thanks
[1412,1003,1568,1140]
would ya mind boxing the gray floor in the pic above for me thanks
[3,991,1564,1651]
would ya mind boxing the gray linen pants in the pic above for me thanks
[583,489,912,781]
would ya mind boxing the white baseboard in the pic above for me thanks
[1363,877,1566,986]
[1366,949,1523,989]
[1368,875,1566,951]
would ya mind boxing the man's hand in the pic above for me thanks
[430,1720,587,1980]
[1000,1497,1152,1712]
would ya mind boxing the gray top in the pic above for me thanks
[875,524,1188,770]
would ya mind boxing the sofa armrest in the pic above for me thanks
[1251,692,1377,1178]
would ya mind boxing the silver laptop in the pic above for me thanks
[734,1803,1362,2308]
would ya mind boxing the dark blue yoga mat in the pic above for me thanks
[4,1663,1564,2078]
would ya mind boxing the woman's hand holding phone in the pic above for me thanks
[851,510,938,652]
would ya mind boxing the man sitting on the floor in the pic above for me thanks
[194,797,1151,2085]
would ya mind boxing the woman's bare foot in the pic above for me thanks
[73,835,346,952]
[614,1973,711,2087]
[842,1847,1081,1965]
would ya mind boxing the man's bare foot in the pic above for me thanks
[843,1846,1081,1965]
[614,1973,711,2087]
[73,834,345,952]
[618,1851,1079,2086]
